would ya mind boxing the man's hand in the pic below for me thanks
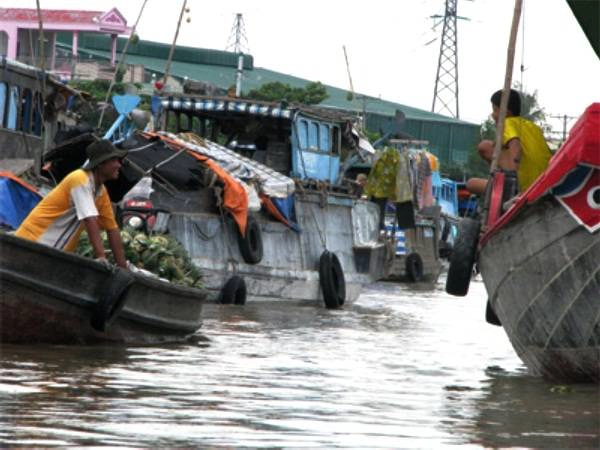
[95,256,112,269]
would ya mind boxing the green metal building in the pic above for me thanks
[56,33,480,167]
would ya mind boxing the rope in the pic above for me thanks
[191,217,222,241]
[295,180,327,250]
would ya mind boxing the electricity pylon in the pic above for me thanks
[226,13,249,96]
[431,0,464,118]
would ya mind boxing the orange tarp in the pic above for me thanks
[0,172,40,194]
[142,133,248,235]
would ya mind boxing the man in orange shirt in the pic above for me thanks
[16,139,128,268]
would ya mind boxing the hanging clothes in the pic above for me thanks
[364,147,400,200]
[415,151,433,210]
[394,151,413,203]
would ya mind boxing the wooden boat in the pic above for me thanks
[56,96,390,309]
[480,104,599,382]
[383,208,442,283]
[445,0,599,382]
[447,104,599,382]
[0,56,85,172]
[0,232,207,345]
[0,58,207,345]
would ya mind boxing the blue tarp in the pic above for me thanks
[0,175,41,230]
[271,195,300,232]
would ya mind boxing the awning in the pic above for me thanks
[162,97,293,120]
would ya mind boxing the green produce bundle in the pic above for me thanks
[76,230,203,289]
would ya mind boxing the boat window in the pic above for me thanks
[32,92,43,136]
[21,88,33,134]
[7,85,20,130]
[0,82,6,127]
[297,119,308,149]
[192,116,203,135]
[319,124,330,152]
[166,110,178,133]
[308,121,319,149]
[178,113,190,132]
[331,126,340,155]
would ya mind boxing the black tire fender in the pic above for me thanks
[90,268,134,332]
[237,215,263,264]
[219,275,247,305]
[405,252,424,282]
[445,218,480,296]
[319,250,346,309]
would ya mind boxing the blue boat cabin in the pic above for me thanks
[158,96,350,184]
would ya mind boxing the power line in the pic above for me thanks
[549,114,577,141]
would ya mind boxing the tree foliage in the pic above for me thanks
[245,81,329,105]
[67,79,148,133]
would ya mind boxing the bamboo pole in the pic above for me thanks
[35,0,45,71]
[481,0,523,228]
[161,0,188,94]
[97,0,148,130]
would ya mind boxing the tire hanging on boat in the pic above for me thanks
[90,268,134,332]
[445,217,480,296]
[319,250,346,309]
[237,215,263,264]
[405,252,424,282]
[219,275,247,305]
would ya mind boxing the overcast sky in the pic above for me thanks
[4,0,599,132]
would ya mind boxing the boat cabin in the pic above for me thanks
[434,177,459,218]
[157,96,366,185]
[0,57,80,175]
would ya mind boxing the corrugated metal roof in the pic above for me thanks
[57,33,253,70]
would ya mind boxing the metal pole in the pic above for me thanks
[235,53,244,97]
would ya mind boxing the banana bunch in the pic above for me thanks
[76,230,203,289]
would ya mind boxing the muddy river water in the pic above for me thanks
[1,276,598,448]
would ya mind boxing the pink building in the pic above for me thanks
[0,8,131,77]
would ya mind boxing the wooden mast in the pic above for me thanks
[97,0,149,130]
[161,0,188,95]
[481,0,523,228]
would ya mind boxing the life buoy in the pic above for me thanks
[405,252,424,282]
[319,250,346,309]
[90,268,134,332]
[445,217,480,296]
[219,275,247,305]
[237,215,263,264]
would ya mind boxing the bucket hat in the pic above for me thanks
[82,139,128,170]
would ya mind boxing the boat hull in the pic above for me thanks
[383,218,442,284]
[164,191,389,306]
[0,233,207,345]
[479,198,600,382]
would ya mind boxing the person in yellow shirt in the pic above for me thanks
[16,139,128,269]
[467,88,552,196]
